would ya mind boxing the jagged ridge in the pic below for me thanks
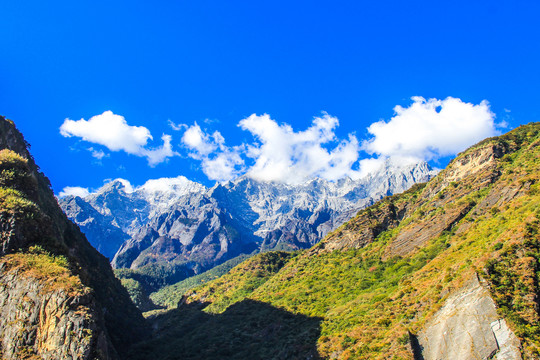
[60,160,436,281]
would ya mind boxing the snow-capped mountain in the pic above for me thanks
[60,176,205,259]
[59,160,437,276]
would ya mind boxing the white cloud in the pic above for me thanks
[139,176,200,194]
[180,123,244,182]
[141,134,177,166]
[238,113,360,183]
[180,98,499,183]
[201,151,244,182]
[114,178,134,192]
[168,120,186,131]
[88,147,108,160]
[60,111,151,153]
[60,111,177,165]
[179,114,360,183]
[362,96,498,160]
[65,97,501,185]
[181,122,219,156]
[58,186,90,198]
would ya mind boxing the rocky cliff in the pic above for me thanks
[416,274,521,360]
[0,116,146,359]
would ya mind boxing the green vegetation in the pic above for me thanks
[132,299,322,360]
[114,260,201,311]
[115,254,254,311]
[484,219,540,357]
[2,245,84,294]
[119,277,156,311]
[130,123,540,359]
[115,261,197,292]
[0,149,39,220]
[0,187,39,218]
[150,254,251,309]
[0,149,36,196]
[185,251,296,313]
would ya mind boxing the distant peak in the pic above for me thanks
[138,176,206,195]
[97,178,134,194]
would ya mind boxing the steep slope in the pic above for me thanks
[60,160,436,282]
[134,123,540,359]
[0,116,146,359]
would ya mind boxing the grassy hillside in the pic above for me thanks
[130,122,540,359]
[114,254,253,311]
[182,251,296,313]
[149,254,251,309]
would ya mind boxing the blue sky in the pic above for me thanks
[1,1,539,194]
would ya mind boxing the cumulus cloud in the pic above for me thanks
[238,113,360,183]
[64,97,501,185]
[178,114,361,183]
[181,122,220,156]
[180,123,244,182]
[179,97,500,183]
[362,96,498,160]
[58,186,90,198]
[60,111,177,165]
[60,111,151,153]
[201,151,244,182]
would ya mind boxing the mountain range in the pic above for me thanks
[0,114,538,359]
[59,160,437,280]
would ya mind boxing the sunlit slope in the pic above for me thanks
[136,123,540,360]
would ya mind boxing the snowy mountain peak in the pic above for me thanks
[95,178,134,194]
[59,160,438,271]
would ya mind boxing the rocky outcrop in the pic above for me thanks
[313,194,412,253]
[60,196,130,260]
[416,274,521,360]
[386,201,473,258]
[317,133,526,258]
[0,260,112,359]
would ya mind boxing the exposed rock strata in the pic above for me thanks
[0,262,111,359]
[318,137,527,259]
[417,275,521,360]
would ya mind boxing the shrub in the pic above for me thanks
[0,149,36,196]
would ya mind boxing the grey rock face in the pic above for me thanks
[491,319,522,360]
[60,196,129,260]
[417,274,521,360]
[60,160,437,274]
[0,263,113,359]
